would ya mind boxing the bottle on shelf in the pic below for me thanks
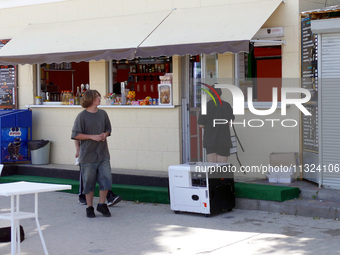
[75,86,81,105]
[63,91,68,105]
[45,92,51,102]
[69,91,74,105]
[80,84,85,97]
[64,90,72,105]
[60,91,64,105]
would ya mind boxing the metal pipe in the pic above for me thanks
[108,60,113,94]
[234,53,239,87]
[318,34,322,189]
[37,64,41,96]
[250,39,285,45]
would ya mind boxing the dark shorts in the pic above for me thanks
[206,146,230,157]
[80,159,112,194]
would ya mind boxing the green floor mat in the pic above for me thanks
[0,175,170,204]
[235,182,300,202]
[0,175,300,203]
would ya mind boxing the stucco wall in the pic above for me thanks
[17,64,35,109]
[0,0,321,174]
[215,0,304,179]
[30,106,181,171]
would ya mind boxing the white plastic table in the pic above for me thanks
[0,181,72,255]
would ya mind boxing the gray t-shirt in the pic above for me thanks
[71,109,111,163]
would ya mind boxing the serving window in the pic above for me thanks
[108,57,173,106]
[36,57,174,107]
[39,62,89,102]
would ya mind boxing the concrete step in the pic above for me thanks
[235,197,340,219]
[235,179,340,219]
[299,184,340,203]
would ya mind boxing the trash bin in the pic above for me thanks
[28,140,50,165]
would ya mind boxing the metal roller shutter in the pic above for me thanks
[320,33,340,189]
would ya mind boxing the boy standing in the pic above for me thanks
[71,89,112,218]
[75,139,121,206]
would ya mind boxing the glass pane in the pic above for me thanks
[202,54,218,86]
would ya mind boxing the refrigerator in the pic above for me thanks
[0,109,32,163]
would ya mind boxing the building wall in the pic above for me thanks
[216,0,305,179]
[28,54,182,171]
[0,0,321,173]
[17,64,35,109]
[30,106,181,170]
[230,0,328,179]
[241,0,301,178]
[89,60,107,95]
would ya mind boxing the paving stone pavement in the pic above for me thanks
[1,191,340,255]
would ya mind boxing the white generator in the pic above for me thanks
[168,162,235,216]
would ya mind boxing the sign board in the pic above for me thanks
[0,40,17,109]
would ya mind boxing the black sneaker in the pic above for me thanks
[97,203,111,217]
[107,194,122,207]
[86,206,95,218]
[78,194,87,205]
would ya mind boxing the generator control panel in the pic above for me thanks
[191,172,207,187]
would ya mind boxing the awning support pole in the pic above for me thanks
[134,8,175,58]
